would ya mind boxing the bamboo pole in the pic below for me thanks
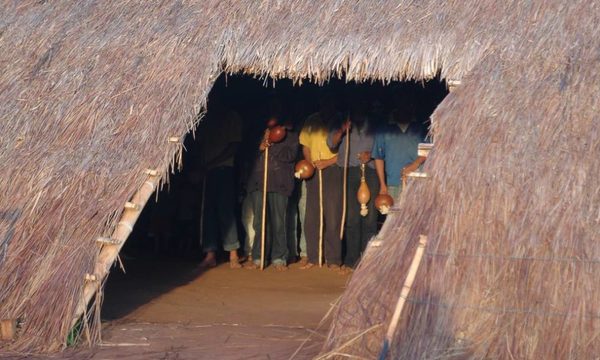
[378,235,428,359]
[72,171,160,327]
[260,146,269,270]
[339,125,350,240]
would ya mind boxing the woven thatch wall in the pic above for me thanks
[321,1,600,359]
[0,0,598,356]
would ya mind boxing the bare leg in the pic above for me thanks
[229,250,242,269]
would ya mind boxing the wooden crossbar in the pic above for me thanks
[406,171,428,178]
[1,319,16,341]
[96,237,122,246]
[124,202,140,211]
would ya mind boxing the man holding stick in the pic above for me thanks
[245,112,298,270]
[328,100,379,270]
[299,97,341,270]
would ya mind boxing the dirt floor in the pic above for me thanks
[8,259,350,360]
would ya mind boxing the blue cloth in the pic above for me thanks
[327,121,376,169]
[372,122,425,186]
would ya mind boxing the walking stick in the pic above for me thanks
[339,124,350,240]
[199,176,207,249]
[318,164,324,267]
[378,235,427,360]
[260,125,286,270]
[260,146,269,270]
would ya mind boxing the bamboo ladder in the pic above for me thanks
[72,136,184,325]
[72,167,161,327]
[376,142,433,359]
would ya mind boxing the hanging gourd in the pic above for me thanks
[375,194,394,215]
[356,164,370,216]
[294,159,315,179]
[268,125,286,143]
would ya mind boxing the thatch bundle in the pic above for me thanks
[0,0,598,356]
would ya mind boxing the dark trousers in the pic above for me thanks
[251,191,289,264]
[202,167,240,252]
[305,165,342,265]
[344,166,380,268]
[286,183,301,260]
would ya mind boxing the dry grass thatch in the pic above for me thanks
[321,1,600,359]
[0,0,598,357]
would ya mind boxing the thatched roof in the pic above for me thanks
[0,0,598,357]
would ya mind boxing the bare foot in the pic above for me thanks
[229,250,244,269]
[298,256,309,266]
[327,264,341,271]
[338,265,354,275]
[299,262,315,270]
[273,263,288,272]
[198,253,217,268]
[244,262,259,270]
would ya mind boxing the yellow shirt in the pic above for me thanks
[299,113,337,161]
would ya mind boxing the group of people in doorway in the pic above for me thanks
[196,91,427,273]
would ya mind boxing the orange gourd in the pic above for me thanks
[294,159,315,179]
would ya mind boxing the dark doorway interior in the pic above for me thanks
[102,73,448,321]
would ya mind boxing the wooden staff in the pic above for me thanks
[199,176,207,249]
[339,124,350,240]
[259,125,286,270]
[318,167,324,267]
[318,153,324,267]
[378,235,428,360]
[260,145,269,270]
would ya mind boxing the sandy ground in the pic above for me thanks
[2,259,349,359]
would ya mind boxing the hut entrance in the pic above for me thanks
[98,73,448,356]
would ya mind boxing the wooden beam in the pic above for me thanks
[72,170,160,326]
[1,319,16,341]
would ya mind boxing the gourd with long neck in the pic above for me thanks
[356,164,371,216]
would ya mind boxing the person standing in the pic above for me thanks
[299,97,341,270]
[288,98,310,265]
[328,102,379,270]
[198,98,243,269]
[245,121,299,270]
[372,105,426,200]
